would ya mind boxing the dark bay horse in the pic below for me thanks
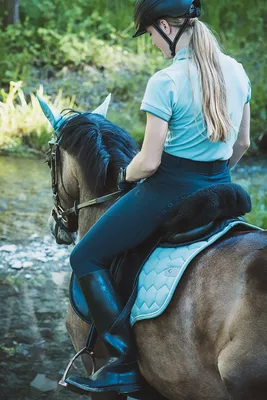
[39,95,267,400]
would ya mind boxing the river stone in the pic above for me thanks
[23,261,34,268]
[40,328,54,339]
[10,260,22,270]
[16,252,28,258]
[15,330,37,344]
[51,271,69,286]
[43,235,52,243]
[0,244,17,252]
[32,252,47,262]
[30,233,39,240]
[30,374,57,392]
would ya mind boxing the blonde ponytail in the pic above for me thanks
[163,17,233,142]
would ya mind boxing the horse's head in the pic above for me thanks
[38,93,139,244]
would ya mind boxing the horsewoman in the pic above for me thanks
[67,0,251,395]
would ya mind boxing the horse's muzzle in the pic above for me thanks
[48,213,76,245]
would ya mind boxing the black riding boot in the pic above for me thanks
[65,268,141,395]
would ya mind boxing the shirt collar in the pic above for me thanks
[172,45,192,63]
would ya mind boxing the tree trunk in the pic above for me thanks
[4,0,20,26]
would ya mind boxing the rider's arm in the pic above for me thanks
[228,102,250,169]
[125,113,168,181]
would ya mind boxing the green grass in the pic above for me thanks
[0,81,75,152]
[232,175,267,229]
[245,187,267,228]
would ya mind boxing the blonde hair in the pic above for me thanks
[159,17,233,143]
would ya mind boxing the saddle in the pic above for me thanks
[70,183,253,324]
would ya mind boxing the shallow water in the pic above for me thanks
[0,156,87,399]
[0,154,266,399]
[0,156,53,242]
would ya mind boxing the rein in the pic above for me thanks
[61,190,123,218]
[46,139,123,242]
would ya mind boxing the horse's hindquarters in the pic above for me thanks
[218,246,267,400]
[134,232,267,400]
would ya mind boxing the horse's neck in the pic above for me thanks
[77,186,115,239]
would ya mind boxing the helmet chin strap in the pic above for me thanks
[152,18,190,57]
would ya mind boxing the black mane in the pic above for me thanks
[58,111,140,196]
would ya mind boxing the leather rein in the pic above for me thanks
[46,139,123,238]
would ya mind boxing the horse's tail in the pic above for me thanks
[218,245,267,400]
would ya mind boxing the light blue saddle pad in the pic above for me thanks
[130,220,263,326]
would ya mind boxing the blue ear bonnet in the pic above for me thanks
[36,93,112,137]
[36,95,65,134]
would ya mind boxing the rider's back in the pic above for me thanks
[140,46,251,162]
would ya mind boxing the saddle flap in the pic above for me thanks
[160,217,245,246]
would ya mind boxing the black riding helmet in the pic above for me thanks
[133,0,201,56]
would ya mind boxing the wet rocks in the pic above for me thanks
[10,260,23,270]
[30,374,57,392]
[0,244,17,252]
[40,328,54,339]
[0,235,71,277]
[14,330,37,345]
[22,261,34,268]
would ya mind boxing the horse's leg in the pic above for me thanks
[218,247,267,400]
[218,339,267,400]
[66,303,124,400]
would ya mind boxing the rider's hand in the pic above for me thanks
[117,167,137,193]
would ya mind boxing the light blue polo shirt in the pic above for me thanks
[140,45,251,161]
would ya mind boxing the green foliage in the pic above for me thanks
[235,179,267,228]
[0,81,75,152]
[0,0,266,153]
[19,0,136,33]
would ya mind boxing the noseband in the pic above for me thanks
[46,138,123,244]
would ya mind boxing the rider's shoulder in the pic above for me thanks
[218,50,249,78]
[146,69,177,92]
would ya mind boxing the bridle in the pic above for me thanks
[46,138,123,244]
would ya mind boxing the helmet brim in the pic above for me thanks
[132,27,147,38]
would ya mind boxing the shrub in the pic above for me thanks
[0,81,75,152]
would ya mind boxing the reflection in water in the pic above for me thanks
[0,156,52,241]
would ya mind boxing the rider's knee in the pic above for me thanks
[69,245,80,270]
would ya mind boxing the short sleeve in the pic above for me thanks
[245,78,251,104]
[240,64,251,104]
[140,71,177,122]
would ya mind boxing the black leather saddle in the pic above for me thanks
[69,182,254,324]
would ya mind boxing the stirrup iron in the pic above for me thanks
[59,325,97,388]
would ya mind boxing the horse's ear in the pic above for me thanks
[92,93,111,117]
[36,94,64,134]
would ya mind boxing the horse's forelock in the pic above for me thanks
[57,111,139,196]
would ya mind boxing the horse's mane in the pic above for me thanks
[58,111,140,195]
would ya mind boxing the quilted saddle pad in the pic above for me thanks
[130,220,263,326]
